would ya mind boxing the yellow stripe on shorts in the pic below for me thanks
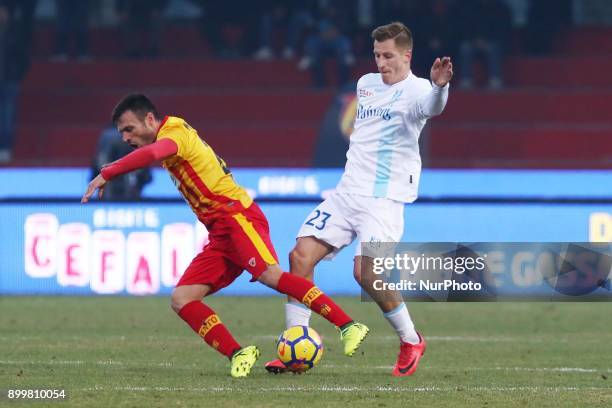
[232,213,277,265]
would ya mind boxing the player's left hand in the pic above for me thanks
[430,56,453,87]
[81,173,107,203]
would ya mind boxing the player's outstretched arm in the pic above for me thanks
[80,138,178,203]
[430,56,453,87]
[415,57,453,119]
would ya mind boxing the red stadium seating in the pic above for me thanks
[19,89,333,124]
[560,27,612,56]
[428,124,612,169]
[11,26,612,168]
[438,90,612,123]
[23,60,312,90]
[13,123,317,167]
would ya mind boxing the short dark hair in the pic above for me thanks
[371,22,413,50]
[111,94,161,124]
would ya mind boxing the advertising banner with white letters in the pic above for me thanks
[1,202,611,296]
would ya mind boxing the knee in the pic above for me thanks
[289,247,314,277]
[171,284,210,314]
[256,264,283,288]
[170,288,191,314]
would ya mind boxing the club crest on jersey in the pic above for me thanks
[359,88,374,98]
[248,257,256,267]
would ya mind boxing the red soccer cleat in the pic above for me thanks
[392,332,426,377]
[265,359,288,374]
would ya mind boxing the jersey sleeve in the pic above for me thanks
[100,138,178,181]
[157,122,189,159]
[412,79,449,120]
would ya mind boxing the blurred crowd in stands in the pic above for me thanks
[0,0,594,164]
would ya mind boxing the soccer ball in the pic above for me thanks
[276,326,323,373]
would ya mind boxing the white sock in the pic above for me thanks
[285,301,312,328]
[383,303,419,344]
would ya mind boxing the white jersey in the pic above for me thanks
[336,72,449,203]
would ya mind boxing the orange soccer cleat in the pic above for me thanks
[264,358,289,374]
[392,332,426,377]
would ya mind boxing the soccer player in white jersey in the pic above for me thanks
[266,22,453,376]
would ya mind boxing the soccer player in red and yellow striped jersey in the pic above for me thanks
[81,94,369,378]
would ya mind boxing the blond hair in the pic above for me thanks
[371,21,413,50]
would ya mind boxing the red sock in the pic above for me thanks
[178,300,241,358]
[277,272,353,328]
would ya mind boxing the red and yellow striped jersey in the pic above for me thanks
[156,116,253,226]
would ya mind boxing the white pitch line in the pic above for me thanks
[0,360,178,368]
[250,334,558,343]
[397,335,569,343]
[427,335,534,342]
[0,360,87,365]
[0,334,572,344]
[494,366,612,374]
[77,385,612,393]
[2,360,611,375]
[324,364,612,373]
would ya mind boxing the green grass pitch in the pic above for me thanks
[1,296,611,407]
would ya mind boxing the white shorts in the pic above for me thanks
[296,193,404,260]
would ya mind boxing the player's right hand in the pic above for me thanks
[430,56,453,87]
[81,173,107,203]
